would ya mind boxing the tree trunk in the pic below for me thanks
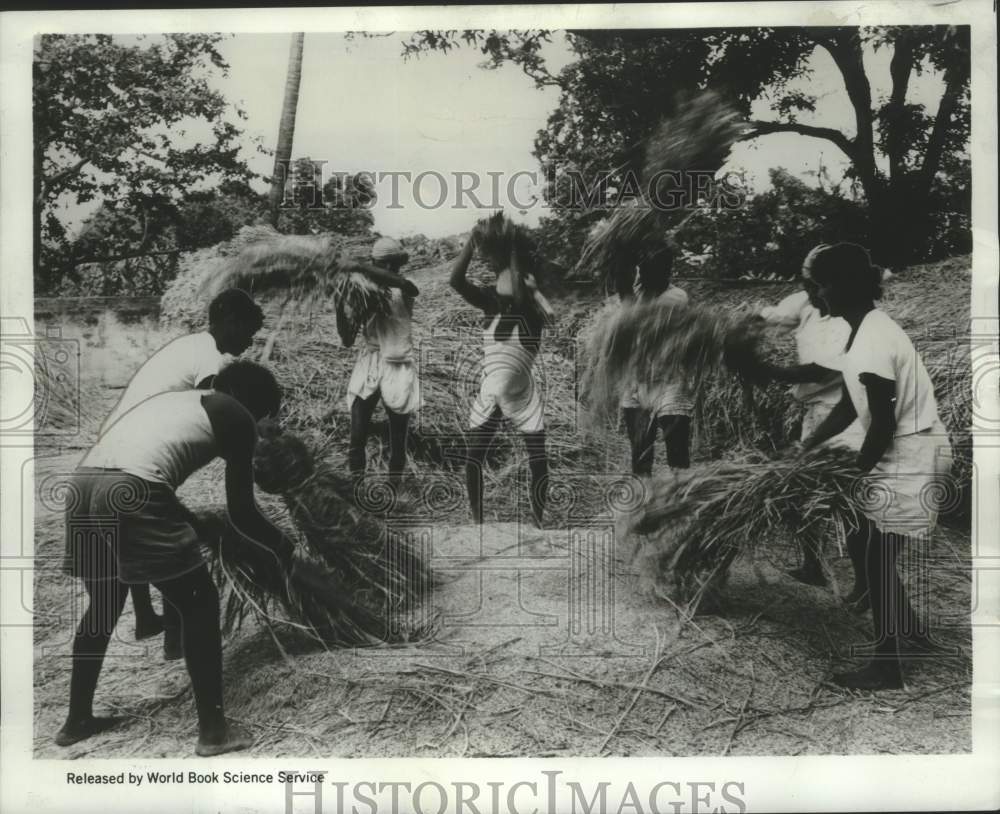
[918,59,970,203]
[33,143,44,292]
[821,31,879,199]
[878,32,917,271]
[268,33,305,228]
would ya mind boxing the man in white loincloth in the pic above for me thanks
[99,288,263,656]
[450,220,552,527]
[346,237,421,491]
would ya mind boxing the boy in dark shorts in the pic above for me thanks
[58,361,291,756]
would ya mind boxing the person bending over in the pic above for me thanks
[99,288,264,657]
[58,361,291,755]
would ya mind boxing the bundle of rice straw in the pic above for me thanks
[201,421,434,645]
[197,231,392,347]
[474,211,533,266]
[160,224,283,330]
[473,211,555,321]
[621,445,864,608]
[581,297,769,427]
[201,509,390,645]
[575,91,743,279]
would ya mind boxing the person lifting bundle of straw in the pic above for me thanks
[450,211,554,527]
[581,296,770,429]
[575,90,744,284]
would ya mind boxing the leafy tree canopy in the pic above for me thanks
[399,26,970,268]
[33,33,259,291]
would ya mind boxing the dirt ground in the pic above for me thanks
[32,258,973,758]
[33,446,972,759]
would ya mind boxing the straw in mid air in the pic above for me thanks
[581,297,770,427]
[576,91,744,279]
[198,231,393,347]
[620,445,865,609]
[474,211,555,322]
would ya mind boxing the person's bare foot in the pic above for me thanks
[195,723,253,757]
[55,716,123,747]
[135,612,164,641]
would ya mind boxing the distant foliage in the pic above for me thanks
[56,166,376,297]
[404,26,970,270]
[674,169,871,280]
[34,34,258,294]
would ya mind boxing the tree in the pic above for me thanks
[61,164,375,296]
[275,157,375,237]
[267,33,306,227]
[400,26,970,269]
[33,34,258,292]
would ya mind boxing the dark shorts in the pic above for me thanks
[62,468,204,585]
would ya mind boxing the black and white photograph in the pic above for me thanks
[1,2,998,812]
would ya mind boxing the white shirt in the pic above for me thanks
[101,332,230,434]
[83,390,218,489]
[839,309,940,437]
[761,291,850,404]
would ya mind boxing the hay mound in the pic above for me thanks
[160,224,283,330]
[159,225,378,338]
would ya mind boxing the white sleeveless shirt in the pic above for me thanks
[82,390,218,490]
[101,332,231,434]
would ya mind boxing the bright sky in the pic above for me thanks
[211,32,572,237]
[61,31,950,240]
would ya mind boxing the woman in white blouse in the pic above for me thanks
[801,243,952,690]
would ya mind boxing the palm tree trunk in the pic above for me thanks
[268,33,305,227]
